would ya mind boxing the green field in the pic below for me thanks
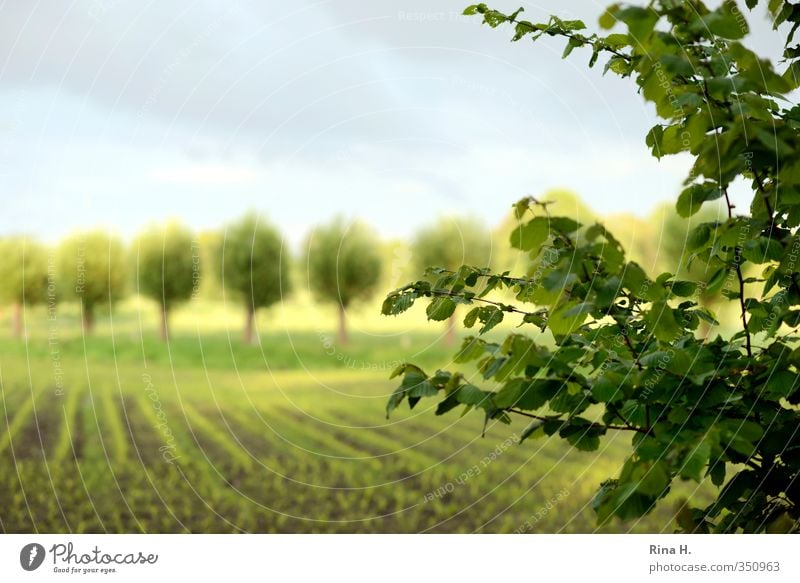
[0,300,716,533]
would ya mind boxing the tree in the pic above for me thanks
[382,2,800,533]
[305,218,382,345]
[220,213,291,344]
[59,231,127,333]
[411,217,493,344]
[0,237,49,337]
[133,222,196,341]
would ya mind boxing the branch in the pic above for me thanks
[507,408,647,434]
[752,169,775,234]
[615,320,643,370]
[427,288,534,317]
[723,189,753,359]
[607,402,640,433]
[502,13,633,62]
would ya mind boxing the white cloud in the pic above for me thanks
[151,164,259,186]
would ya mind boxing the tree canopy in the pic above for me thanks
[133,222,196,340]
[58,231,127,333]
[220,213,291,344]
[305,218,382,344]
[0,237,50,336]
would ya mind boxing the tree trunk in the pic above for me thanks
[160,306,169,341]
[445,314,457,346]
[244,305,255,345]
[337,303,348,345]
[82,307,94,334]
[12,302,22,338]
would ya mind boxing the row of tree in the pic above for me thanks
[0,213,495,344]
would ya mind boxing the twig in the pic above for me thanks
[507,408,647,434]
[723,189,753,359]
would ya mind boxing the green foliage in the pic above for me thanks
[382,0,800,533]
[304,218,382,309]
[411,217,493,273]
[220,212,291,311]
[58,231,127,318]
[132,222,196,312]
[0,237,49,306]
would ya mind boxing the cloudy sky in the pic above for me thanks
[0,0,786,245]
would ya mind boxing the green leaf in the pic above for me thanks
[480,310,504,336]
[592,372,625,402]
[455,384,493,407]
[510,217,549,252]
[704,5,749,39]
[426,296,457,321]
[519,420,545,443]
[644,300,683,343]
[677,183,723,217]
[765,370,799,398]
[454,337,486,363]
[633,460,671,496]
[562,37,583,59]
[547,300,591,336]
[386,385,406,417]
[670,280,698,297]
[493,378,524,408]
[513,198,531,219]
[616,6,658,40]
[687,223,713,251]
[705,267,727,295]
[548,217,582,233]
[476,305,504,334]
[382,292,415,315]
[463,307,480,328]
[515,379,562,410]
[599,4,620,29]
[680,437,712,481]
[621,262,663,301]
[559,420,603,451]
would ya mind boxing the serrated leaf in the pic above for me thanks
[382,292,415,316]
[426,296,456,321]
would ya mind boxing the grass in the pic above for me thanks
[0,301,718,533]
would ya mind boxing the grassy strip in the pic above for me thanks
[175,399,254,471]
[51,386,82,463]
[0,382,51,455]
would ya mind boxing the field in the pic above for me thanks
[0,299,716,533]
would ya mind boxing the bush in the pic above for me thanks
[381,1,800,533]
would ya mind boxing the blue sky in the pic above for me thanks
[0,0,786,245]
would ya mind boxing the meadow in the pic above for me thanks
[0,296,716,533]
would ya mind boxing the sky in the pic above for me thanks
[0,0,788,246]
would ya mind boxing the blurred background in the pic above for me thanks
[0,0,778,533]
